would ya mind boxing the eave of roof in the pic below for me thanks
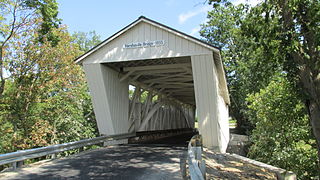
[74,16,220,64]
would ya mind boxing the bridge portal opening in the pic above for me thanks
[76,16,230,152]
[105,56,195,133]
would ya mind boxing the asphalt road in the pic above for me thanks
[0,133,194,180]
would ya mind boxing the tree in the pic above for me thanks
[72,31,101,52]
[71,30,101,137]
[208,0,320,163]
[246,75,318,179]
[0,0,60,96]
[0,1,100,170]
[269,0,320,164]
[200,2,283,134]
[24,0,61,45]
[202,0,320,177]
[0,23,98,152]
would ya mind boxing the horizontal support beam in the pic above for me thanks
[152,86,186,90]
[174,96,195,99]
[129,80,193,107]
[152,83,193,87]
[143,75,192,83]
[131,68,187,75]
[153,85,193,89]
[124,63,191,72]
[148,72,192,77]
[159,82,193,86]
[167,88,194,92]
[170,92,195,96]
[152,79,193,83]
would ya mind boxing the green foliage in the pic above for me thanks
[0,0,62,96]
[72,31,101,52]
[200,3,283,133]
[0,0,99,171]
[129,87,158,103]
[202,0,320,178]
[24,0,62,45]
[0,24,98,153]
[0,118,14,153]
[0,1,100,161]
[246,75,318,179]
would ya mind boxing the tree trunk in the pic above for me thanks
[297,56,320,165]
[279,0,320,166]
[308,100,320,164]
[0,48,5,96]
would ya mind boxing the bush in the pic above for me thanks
[246,75,318,179]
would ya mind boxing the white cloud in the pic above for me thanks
[178,6,210,24]
[190,26,201,36]
[189,18,207,37]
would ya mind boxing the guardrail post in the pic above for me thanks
[199,160,206,179]
[194,147,202,160]
[79,147,84,152]
[12,161,23,170]
[193,147,206,180]
[194,136,206,179]
[51,153,58,159]
[12,162,16,169]
[188,135,206,180]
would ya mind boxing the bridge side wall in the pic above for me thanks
[191,54,229,153]
[129,102,195,132]
[83,63,129,135]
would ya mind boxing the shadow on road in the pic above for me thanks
[0,133,195,180]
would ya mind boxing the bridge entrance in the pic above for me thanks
[105,56,195,133]
[76,16,230,153]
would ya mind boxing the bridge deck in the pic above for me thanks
[0,133,193,180]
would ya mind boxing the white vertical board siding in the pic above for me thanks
[213,53,230,105]
[191,54,229,153]
[218,96,230,151]
[82,22,212,65]
[83,64,129,135]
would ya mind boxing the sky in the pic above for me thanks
[56,0,261,40]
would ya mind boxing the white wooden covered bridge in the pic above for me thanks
[75,16,230,153]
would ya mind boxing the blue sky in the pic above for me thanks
[56,0,260,40]
[57,0,211,39]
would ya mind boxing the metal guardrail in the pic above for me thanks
[187,134,206,180]
[0,132,136,168]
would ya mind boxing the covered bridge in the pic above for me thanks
[75,16,230,152]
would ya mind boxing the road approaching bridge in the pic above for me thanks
[0,133,193,180]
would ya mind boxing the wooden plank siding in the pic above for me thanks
[83,64,129,135]
[191,54,229,152]
[82,22,212,64]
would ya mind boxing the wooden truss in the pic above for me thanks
[106,57,196,132]
[109,57,196,106]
